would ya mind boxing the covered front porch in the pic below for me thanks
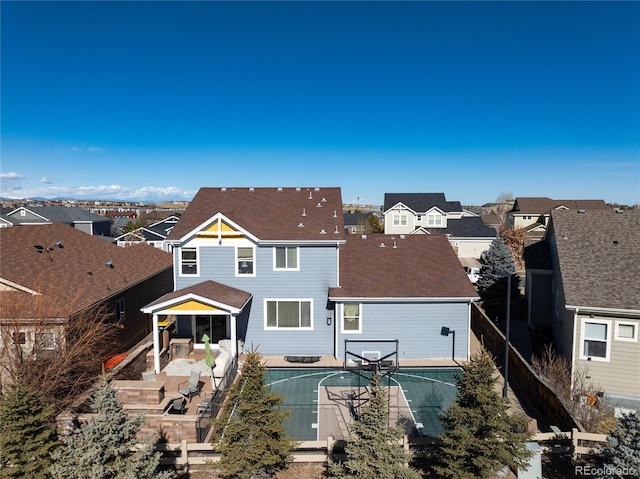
[141,280,252,374]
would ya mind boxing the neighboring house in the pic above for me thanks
[343,211,383,235]
[383,193,497,260]
[5,205,112,236]
[142,187,478,372]
[527,209,640,409]
[506,197,609,242]
[0,223,173,355]
[115,215,181,250]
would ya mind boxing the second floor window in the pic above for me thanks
[274,247,298,270]
[393,214,407,226]
[237,247,255,275]
[181,248,198,275]
[427,214,442,226]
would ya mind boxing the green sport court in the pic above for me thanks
[266,367,461,441]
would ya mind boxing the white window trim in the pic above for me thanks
[235,246,256,277]
[264,298,314,330]
[341,303,362,334]
[615,321,638,342]
[579,318,611,362]
[179,246,200,277]
[273,246,300,271]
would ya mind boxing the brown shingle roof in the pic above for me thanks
[329,235,478,299]
[167,187,345,242]
[144,280,252,312]
[551,209,640,311]
[512,197,608,215]
[0,224,173,317]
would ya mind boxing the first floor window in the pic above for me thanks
[582,320,610,360]
[342,303,361,332]
[237,247,255,275]
[181,248,198,275]
[266,300,312,329]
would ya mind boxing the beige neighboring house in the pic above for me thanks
[529,209,640,411]
[0,223,173,358]
[383,193,496,261]
[507,197,609,242]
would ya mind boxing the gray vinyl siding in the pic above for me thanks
[337,302,470,360]
[574,315,640,400]
[176,243,338,356]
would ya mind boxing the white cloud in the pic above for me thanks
[0,183,195,202]
[39,177,53,184]
[0,171,26,180]
[70,146,103,152]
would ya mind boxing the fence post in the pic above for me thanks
[571,428,578,464]
[181,439,188,466]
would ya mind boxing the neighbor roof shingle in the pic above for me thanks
[512,197,608,215]
[329,234,478,299]
[551,209,640,311]
[0,224,173,317]
[383,193,462,213]
[167,187,345,242]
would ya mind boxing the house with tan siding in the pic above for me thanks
[529,209,640,411]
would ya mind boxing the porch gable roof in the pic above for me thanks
[142,280,252,315]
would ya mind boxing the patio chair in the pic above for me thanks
[168,397,186,415]
[178,369,201,402]
[141,370,156,381]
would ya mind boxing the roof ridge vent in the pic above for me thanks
[296,187,301,191]
[309,191,313,199]
[314,187,320,191]
[577,209,586,214]
[380,242,385,247]
[321,197,327,202]
[298,223,304,228]
[221,187,227,191]
[361,234,367,239]
[320,229,326,234]
[277,187,283,192]
[249,187,254,191]
[316,202,322,208]
[616,209,624,214]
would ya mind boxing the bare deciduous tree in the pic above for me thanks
[531,345,608,432]
[0,285,120,413]
[500,227,527,271]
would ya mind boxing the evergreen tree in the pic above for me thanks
[0,378,59,479]
[434,352,532,479]
[215,349,295,479]
[597,412,640,479]
[477,236,519,298]
[50,377,168,479]
[330,371,421,479]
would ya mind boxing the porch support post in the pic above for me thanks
[230,313,238,357]
[152,313,161,373]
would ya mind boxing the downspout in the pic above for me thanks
[334,303,340,360]
[467,302,472,361]
[570,308,578,393]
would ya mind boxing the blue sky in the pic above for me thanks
[1,1,639,206]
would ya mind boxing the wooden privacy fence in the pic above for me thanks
[156,430,606,467]
[532,429,607,461]
[471,302,581,432]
